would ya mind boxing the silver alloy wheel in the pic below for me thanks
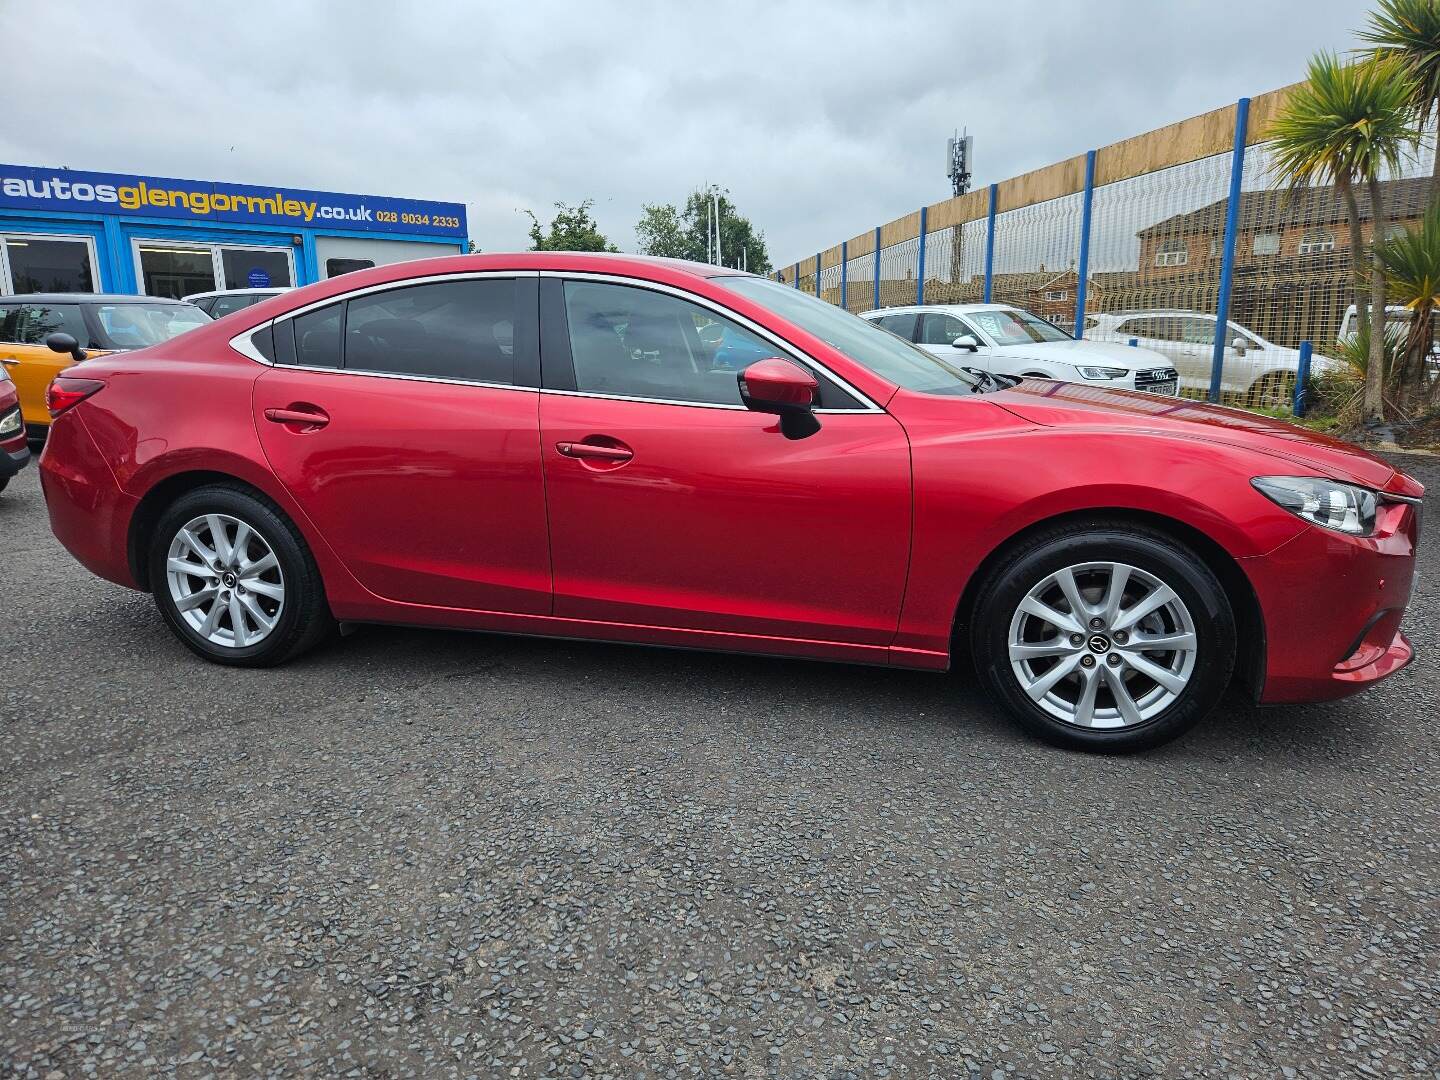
[165,513,285,648]
[1007,561,1197,730]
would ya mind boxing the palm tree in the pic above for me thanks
[1360,0,1440,196]
[1378,202,1440,406]
[1268,53,1418,422]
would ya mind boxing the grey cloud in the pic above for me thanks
[3,0,1363,265]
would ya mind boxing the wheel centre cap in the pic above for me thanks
[1087,633,1111,653]
[221,571,238,589]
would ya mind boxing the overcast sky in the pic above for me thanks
[4,0,1366,268]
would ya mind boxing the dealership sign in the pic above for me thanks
[0,163,466,239]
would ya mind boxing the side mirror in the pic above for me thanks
[1230,336,1248,355]
[952,334,980,352]
[738,358,821,440]
[45,332,87,363]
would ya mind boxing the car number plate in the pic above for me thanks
[1143,379,1178,395]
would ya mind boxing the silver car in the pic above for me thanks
[862,303,1179,394]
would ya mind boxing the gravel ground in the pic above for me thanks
[1,458,1437,1079]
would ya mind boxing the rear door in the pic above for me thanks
[251,273,552,614]
[537,276,912,646]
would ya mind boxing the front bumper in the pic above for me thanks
[1,441,30,479]
[1247,496,1421,704]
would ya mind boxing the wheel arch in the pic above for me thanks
[127,470,289,591]
[950,506,1265,698]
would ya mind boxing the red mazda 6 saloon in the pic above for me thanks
[39,253,1423,751]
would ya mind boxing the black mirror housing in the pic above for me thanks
[44,332,87,363]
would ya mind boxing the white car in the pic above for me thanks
[861,303,1180,395]
[1085,310,1340,402]
[181,287,292,320]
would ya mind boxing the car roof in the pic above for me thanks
[0,292,194,305]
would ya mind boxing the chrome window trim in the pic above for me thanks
[227,267,885,414]
[541,270,882,413]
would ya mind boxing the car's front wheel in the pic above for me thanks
[971,523,1236,752]
[148,484,333,666]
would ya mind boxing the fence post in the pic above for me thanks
[792,262,800,289]
[815,253,822,297]
[1073,149,1097,339]
[917,206,928,305]
[1293,340,1312,416]
[1210,96,1250,403]
[983,184,997,304]
[840,240,848,311]
[873,226,882,310]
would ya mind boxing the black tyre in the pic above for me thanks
[971,522,1235,753]
[148,483,334,667]
[1252,371,1297,410]
[0,477,8,494]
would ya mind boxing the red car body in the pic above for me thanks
[40,253,1421,707]
[0,374,30,484]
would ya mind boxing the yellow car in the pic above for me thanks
[0,294,211,438]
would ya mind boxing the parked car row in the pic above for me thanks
[32,252,1423,754]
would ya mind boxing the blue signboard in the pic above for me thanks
[247,268,271,288]
[0,163,466,240]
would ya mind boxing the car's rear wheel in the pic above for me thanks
[148,484,333,666]
[1251,371,1296,410]
[971,523,1235,752]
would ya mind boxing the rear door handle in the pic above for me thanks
[0,357,18,366]
[264,405,330,429]
[556,440,632,462]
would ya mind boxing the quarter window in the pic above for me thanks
[345,279,516,383]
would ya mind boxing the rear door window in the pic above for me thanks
[209,294,254,319]
[875,312,918,340]
[344,279,517,384]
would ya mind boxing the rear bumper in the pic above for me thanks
[1249,503,1420,704]
[38,412,140,588]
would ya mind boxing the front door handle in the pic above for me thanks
[556,440,633,462]
[264,405,330,430]
[0,357,18,366]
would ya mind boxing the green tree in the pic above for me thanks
[634,185,772,274]
[1360,0,1440,195]
[1378,201,1440,406]
[524,200,618,252]
[634,202,689,258]
[1268,53,1418,421]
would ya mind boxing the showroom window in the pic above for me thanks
[0,234,99,295]
[345,280,517,383]
[133,241,294,299]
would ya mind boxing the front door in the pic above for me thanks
[538,278,912,646]
[251,275,552,613]
[917,311,995,374]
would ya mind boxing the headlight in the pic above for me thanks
[1076,365,1129,380]
[0,407,22,437]
[1251,476,1377,536]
